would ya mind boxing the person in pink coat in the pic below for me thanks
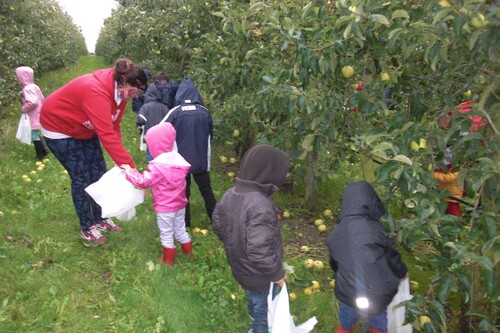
[122,122,193,266]
[15,66,49,160]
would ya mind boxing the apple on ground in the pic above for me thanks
[311,281,320,290]
[313,260,324,270]
[329,279,336,288]
[304,287,314,295]
[314,219,324,226]
[289,292,297,301]
[323,209,333,218]
[304,259,315,268]
[219,155,228,164]
[200,229,208,236]
[229,157,237,164]
[300,245,310,253]
[227,172,235,178]
[419,316,431,329]
[282,210,291,218]
[318,224,327,232]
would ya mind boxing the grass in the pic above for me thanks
[0,55,433,332]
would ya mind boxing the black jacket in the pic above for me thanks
[136,84,169,143]
[326,181,407,314]
[212,145,290,291]
[165,78,212,174]
[156,80,181,109]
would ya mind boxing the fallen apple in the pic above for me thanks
[311,281,320,290]
[219,156,228,164]
[323,209,333,218]
[282,210,291,218]
[300,245,310,253]
[313,260,324,270]
[304,287,314,295]
[289,292,297,301]
[329,279,336,288]
[419,315,431,329]
[227,172,235,178]
[314,219,324,226]
[318,224,327,232]
[229,157,237,164]
[304,259,315,268]
[200,229,208,236]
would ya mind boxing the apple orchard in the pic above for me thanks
[97,1,498,331]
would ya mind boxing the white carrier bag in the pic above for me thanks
[85,166,144,221]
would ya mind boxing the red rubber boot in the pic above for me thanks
[161,247,176,266]
[181,241,194,260]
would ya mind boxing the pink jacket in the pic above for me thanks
[16,67,44,130]
[125,123,191,213]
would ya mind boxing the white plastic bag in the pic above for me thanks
[85,166,144,220]
[16,114,31,144]
[268,283,318,333]
[387,278,413,333]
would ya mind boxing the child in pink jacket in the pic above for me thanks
[16,66,49,160]
[121,122,193,266]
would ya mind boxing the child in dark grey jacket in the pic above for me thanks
[212,144,290,333]
[327,181,408,333]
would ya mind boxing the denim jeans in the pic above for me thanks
[45,135,107,231]
[338,302,387,332]
[244,289,269,333]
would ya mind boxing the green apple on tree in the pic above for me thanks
[341,65,355,79]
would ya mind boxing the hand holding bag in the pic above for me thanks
[85,166,144,221]
[267,283,318,333]
[15,114,31,144]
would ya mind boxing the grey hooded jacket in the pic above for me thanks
[212,144,290,291]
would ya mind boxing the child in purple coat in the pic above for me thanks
[121,122,192,266]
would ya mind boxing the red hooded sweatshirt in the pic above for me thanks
[40,68,134,167]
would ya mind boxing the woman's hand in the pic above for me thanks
[120,164,132,172]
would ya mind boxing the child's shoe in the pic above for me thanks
[335,325,354,333]
[161,247,176,266]
[181,241,194,260]
[95,218,122,231]
[81,225,107,244]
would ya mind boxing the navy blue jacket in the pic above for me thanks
[327,181,407,314]
[165,78,212,174]
[136,84,169,143]
[156,80,181,109]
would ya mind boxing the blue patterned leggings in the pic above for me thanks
[45,135,107,231]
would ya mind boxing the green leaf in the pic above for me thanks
[392,10,409,20]
[301,134,315,149]
[393,155,413,165]
[371,14,390,27]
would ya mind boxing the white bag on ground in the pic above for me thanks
[16,114,31,144]
[387,278,413,333]
[268,283,318,333]
[85,166,144,220]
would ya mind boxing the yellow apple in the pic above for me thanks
[314,219,324,226]
[282,210,290,218]
[318,224,327,232]
[230,294,236,301]
[289,292,297,301]
[194,227,201,233]
[380,72,390,81]
[470,13,486,29]
[410,280,419,290]
[341,66,355,79]
[229,157,237,164]
[227,172,235,178]
[219,156,228,164]
[313,260,324,270]
[304,287,314,295]
[233,129,240,138]
[323,209,333,218]
[297,232,303,238]
[419,315,431,329]
[438,0,451,8]
[200,229,208,236]
[311,281,320,290]
[304,259,315,268]
[300,245,310,252]
[428,163,434,172]
[419,138,427,149]
[463,89,472,98]
[410,141,419,152]
[330,279,336,288]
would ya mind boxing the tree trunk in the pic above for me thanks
[305,152,319,210]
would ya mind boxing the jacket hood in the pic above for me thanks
[146,122,176,158]
[16,66,34,87]
[339,181,385,222]
[239,144,290,189]
[144,83,162,104]
[174,78,203,105]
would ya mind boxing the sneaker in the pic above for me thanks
[81,225,107,243]
[95,218,122,231]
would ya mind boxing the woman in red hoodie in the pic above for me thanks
[40,58,147,244]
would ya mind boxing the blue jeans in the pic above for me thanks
[339,302,387,332]
[45,135,107,231]
[244,289,269,333]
